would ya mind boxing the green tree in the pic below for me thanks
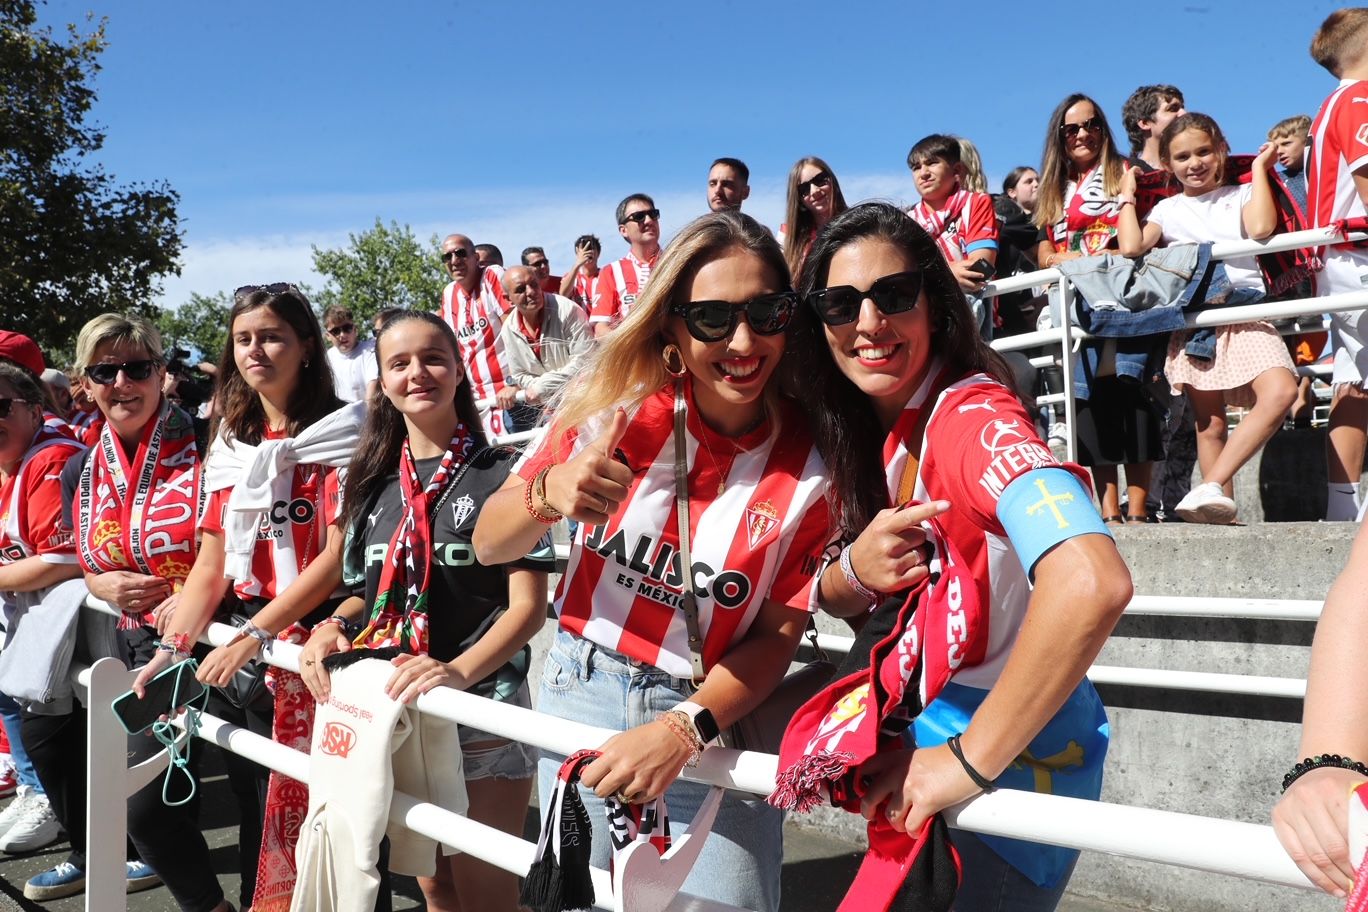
[1,1,182,359]
[155,291,231,363]
[310,219,448,326]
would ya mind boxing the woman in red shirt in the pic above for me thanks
[476,210,832,912]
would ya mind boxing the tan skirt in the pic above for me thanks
[1164,321,1296,409]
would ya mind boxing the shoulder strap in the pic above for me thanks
[673,385,707,684]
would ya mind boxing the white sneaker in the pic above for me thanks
[0,787,59,853]
[1174,482,1238,525]
[1047,422,1068,448]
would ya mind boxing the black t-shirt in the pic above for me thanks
[351,445,554,694]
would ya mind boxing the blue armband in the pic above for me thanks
[964,239,998,255]
[997,468,1111,580]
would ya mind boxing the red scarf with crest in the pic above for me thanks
[76,400,202,628]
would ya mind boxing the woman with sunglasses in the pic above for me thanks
[133,284,357,912]
[797,203,1131,910]
[1036,93,1163,525]
[475,211,832,912]
[17,315,233,909]
[780,156,849,283]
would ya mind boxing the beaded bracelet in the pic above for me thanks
[1281,754,1368,792]
[237,620,275,655]
[312,615,351,635]
[658,711,703,767]
[839,544,881,605]
[523,466,563,524]
[947,733,997,793]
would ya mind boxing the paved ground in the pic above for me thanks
[0,745,1140,912]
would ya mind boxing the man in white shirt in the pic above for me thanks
[499,266,594,422]
[322,306,377,403]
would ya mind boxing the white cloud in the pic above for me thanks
[158,170,915,310]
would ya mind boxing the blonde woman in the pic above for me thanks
[474,211,832,912]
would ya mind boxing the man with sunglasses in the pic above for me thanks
[437,233,517,437]
[521,246,562,295]
[321,306,377,404]
[591,194,661,339]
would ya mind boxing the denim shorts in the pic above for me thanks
[536,629,783,912]
[459,683,538,781]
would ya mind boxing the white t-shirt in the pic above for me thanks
[1148,184,1263,291]
[325,338,378,403]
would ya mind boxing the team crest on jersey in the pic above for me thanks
[745,501,779,550]
[451,494,476,529]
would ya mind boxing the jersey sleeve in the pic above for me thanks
[1333,88,1368,174]
[765,487,835,613]
[24,448,79,563]
[323,467,343,526]
[200,486,228,534]
[589,268,618,325]
[487,265,511,315]
[963,192,1000,254]
[512,422,582,481]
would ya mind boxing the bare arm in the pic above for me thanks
[1242,143,1280,241]
[0,556,81,593]
[1115,168,1162,257]
[446,568,548,688]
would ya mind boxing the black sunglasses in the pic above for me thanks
[234,282,298,301]
[85,360,159,385]
[1060,117,1103,139]
[669,293,798,343]
[0,398,34,420]
[441,248,471,263]
[807,271,924,326]
[620,208,660,226]
[327,323,355,337]
[527,259,549,269]
[798,172,832,197]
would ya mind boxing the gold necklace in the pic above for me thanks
[695,409,768,495]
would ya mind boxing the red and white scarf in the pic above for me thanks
[76,400,202,629]
[354,427,475,654]
[909,189,971,262]
[1050,165,1121,256]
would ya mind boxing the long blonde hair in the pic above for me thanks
[782,156,848,282]
[552,210,791,438]
[1035,93,1126,231]
[955,137,989,193]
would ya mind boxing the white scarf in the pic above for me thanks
[205,401,365,584]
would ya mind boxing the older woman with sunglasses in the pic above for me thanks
[796,203,1131,911]
[475,211,832,912]
[780,156,849,283]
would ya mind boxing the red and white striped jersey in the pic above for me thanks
[439,267,512,402]
[1307,79,1368,296]
[0,433,83,566]
[517,384,832,678]
[590,252,657,327]
[570,271,598,310]
[884,365,1090,689]
[201,464,341,602]
[907,190,999,263]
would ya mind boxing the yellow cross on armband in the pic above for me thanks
[996,468,1110,581]
[1025,477,1075,530]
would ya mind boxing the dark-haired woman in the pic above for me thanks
[475,211,833,912]
[1035,93,1163,525]
[297,309,551,912]
[133,284,357,912]
[780,155,849,283]
[797,202,1132,910]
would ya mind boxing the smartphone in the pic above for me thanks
[968,259,996,279]
[111,660,207,735]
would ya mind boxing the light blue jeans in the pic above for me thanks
[536,629,783,912]
[0,692,40,790]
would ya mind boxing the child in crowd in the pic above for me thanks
[905,133,999,334]
[1118,113,1297,524]
[1268,114,1311,211]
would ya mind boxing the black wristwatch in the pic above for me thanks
[675,701,720,745]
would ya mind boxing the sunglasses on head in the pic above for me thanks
[234,282,298,301]
[1060,117,1103,139]
[798,172,832,198]
[620,208,660,226]
[0,398,34,420]
[327,323,355,337]
[441,248,471,263]
[807,271,923,326]
[85,360,159,385]
[669,292,798,343]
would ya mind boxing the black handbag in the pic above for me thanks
[669,384,835,755]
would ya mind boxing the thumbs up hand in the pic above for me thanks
[543,408,635,525]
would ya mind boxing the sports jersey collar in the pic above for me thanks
[681,376,775,454]
[902,356,947,413]
[628,250,659,271]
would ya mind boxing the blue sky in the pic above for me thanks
[35,0,1349,308]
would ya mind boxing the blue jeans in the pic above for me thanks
[950,829,1076,912]
[536,629,783,912]
[0,691,41,790]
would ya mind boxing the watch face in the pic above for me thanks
[694,708,720,744]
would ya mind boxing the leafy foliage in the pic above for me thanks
[310,219,448,325]
[0,1,182,360]
[154,291,231,363]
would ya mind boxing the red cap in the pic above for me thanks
[0,331,45,377]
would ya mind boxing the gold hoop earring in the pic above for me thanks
[661,344,687,378]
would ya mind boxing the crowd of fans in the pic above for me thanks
[4,9,1368,912]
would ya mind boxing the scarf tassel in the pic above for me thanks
[769,749,857,813]
[521,752,599,912]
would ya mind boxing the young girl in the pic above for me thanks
[133,285,356,911]
[474,211,832,912]
[1118,113,1298,524]
[298,310,552,912]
